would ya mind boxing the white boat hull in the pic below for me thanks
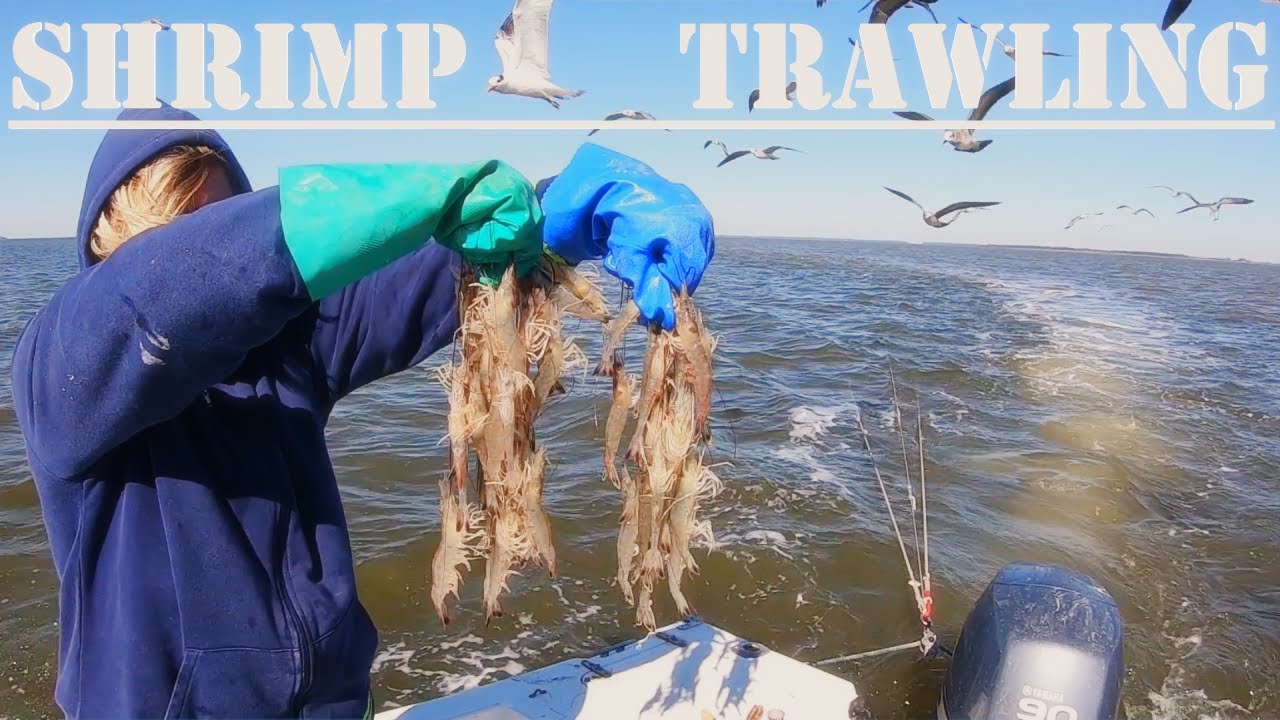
[376,618,859,720]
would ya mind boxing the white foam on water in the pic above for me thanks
[989,276,1178,379]
[715,527,798,560]
[1140,664,1252,720]
[427,659,528,696]
[566,604,602,623]
[788,406,839,441]
[742,529,790,545]
[376,633,553,702]
[773,401,902,514]
[437,634,485,651]
[771,444,851,510]
[773,444,841,485]
[979,274,1193,466]
[1130,631,1252,720]
[370,642,417,674]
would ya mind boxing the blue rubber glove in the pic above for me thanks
[538,144,715,330]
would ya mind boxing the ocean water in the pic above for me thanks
[1,236,1277,718]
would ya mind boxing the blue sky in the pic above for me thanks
[1,0,1277,261]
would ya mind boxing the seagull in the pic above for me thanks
[587,110,668,136]
[144,18,170,31]
[1162,0,1193,30]
[1116,205,1156,218]
[1148,185,1198,202]
[705,140,803,167]
[488,0,583,109]
[1064,212,1104,230]
[748,81,797,113]
[1177,196,1254,221]
[704,139,730,156]
[884,187,1000,228]
[894,76,1015,153]
[958,17,1071,60]
[858,0,941,24]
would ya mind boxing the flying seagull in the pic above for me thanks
[1162,0,1193,30]
[894,76,1016,153]
[705,140,803,167]
[859,0,940,23]
[1116,205,1156,218]
[958,17,1071,59]
[1148,185,1199,202]
[884,187,1000,228]
[1065,212,1104,230]
[748,81,797,112]
[488,0,583,108]
[1177,195,1254,221]
[821,0,940,22]
[144,18,170,31]
[587,110,669,136]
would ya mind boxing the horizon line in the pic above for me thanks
[7,119,1276,131]
[4,232,1274,265]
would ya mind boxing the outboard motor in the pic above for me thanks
[938,562,1124,720]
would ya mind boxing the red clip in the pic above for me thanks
[920,590,934,625]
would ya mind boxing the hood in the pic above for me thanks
[76,102,252,269]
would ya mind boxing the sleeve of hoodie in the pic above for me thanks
[10,188,313,480]
[308,242,462,405]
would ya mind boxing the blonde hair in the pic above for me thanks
[89,145,227,261]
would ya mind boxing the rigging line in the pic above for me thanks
[888,358,923,586]
[917,392,931,594]
[815,640,924,666]
[853,401,921,609]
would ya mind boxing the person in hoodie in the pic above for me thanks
[11,102,714,719]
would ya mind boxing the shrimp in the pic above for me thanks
[663,524,693,618]
[550,284,609,323]
[628,330,669,463]
[489,267,522,366]
[603,351,634,487]
[532,323,565,408]
[664,451,703,608]
[549,262,611,322]
[604,353,641,604]
[616,465,639,606]
[604,291,719,629]
[482,514,515,623]
[675,295,713,440]
[595,300,642,376]
[635,585,656,631]
[632,482,660,627]
[522,449,556,576]
[430,477,472,625]
[434,248,666,623]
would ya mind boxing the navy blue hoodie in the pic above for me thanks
[11,104,461,718]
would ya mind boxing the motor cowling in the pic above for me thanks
[938,562,1124,720]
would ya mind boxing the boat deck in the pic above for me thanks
[375,618,860,720]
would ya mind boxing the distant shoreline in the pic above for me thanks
[716,235,1270,266]
[3,234,1271,266]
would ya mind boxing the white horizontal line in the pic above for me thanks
[7,119,1276,131]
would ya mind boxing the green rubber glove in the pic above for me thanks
[278,160,543,298]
